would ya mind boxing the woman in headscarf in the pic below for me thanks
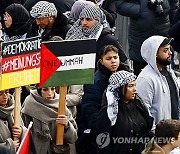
[95,70,154,154]
[0,89,26,154]
[21,86,78,154]
[2,3,30,41]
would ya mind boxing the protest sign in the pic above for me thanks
[39,39,96,87]
[0,36,41,90]
[39,39,96,145]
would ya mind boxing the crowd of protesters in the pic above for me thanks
[0,0,180,154]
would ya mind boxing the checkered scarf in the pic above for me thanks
[65,6,103,40]
[106,71,136,126]
[30,1,57,18]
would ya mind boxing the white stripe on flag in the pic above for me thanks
[57,53,96,71]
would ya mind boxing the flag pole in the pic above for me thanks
[14,87,21,141]
[16,121,33,154]
[56,86,67,145]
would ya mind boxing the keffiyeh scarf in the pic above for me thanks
[106,71,136,126]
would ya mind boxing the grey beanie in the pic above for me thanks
[79,6,101,21]
[30,1,57,18]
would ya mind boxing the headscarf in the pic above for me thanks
[30,1,57,18]
[4,3,30,37]
[70,0,95,22]
[65,6,103,40]
[0,95,14,119]
[70,0,108,28]
[106,70,136,126]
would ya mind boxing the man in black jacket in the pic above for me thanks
[27,0,69,40]
[115,0,179,75]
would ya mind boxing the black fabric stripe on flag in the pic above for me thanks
[42,39,96,57]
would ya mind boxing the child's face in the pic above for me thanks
[100,50,120,73]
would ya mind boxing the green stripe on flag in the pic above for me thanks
[42,68,95,87]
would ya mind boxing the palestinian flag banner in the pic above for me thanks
[39,39,96,87]
[0,36,41,90]
[16,121,37,154]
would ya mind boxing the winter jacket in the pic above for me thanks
[115,0,179,63]
[136,36,180,125]
[169,7,180,53]
[27,11,70,40]
[95,94,153,154]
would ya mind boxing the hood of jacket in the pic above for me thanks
[141,35,170,73]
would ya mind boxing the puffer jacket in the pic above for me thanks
[115,0,179,63]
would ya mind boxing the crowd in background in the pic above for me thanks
[0,0,180,154]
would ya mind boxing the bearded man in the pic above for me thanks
[136,36,180,126]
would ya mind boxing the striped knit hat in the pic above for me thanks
[79,5,101,21]
[30,1,57,18]
[106,71,136,126]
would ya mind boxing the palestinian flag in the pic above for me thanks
[39,39,96,87]
[16,122,37,154]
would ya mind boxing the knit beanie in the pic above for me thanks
[30,1,57,18]
[106,70,136,126]
[79,5,101,21]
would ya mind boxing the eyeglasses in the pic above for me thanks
[3,14,11,19]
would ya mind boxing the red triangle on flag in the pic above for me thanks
[17,122,34,154]
[39,43,61,87]
[17,129,30,154]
